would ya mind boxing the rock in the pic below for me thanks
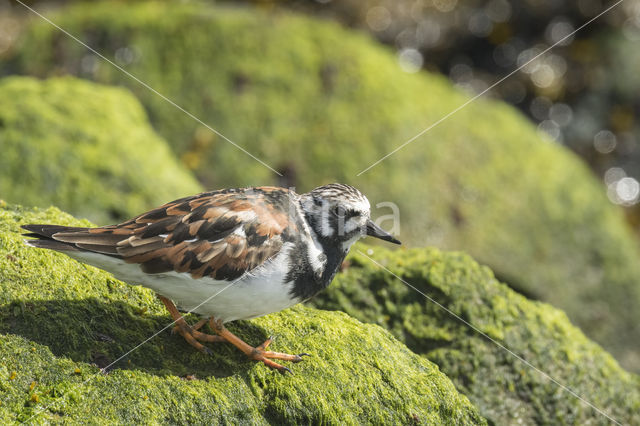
[310,246,640,424]
[0,203,484,424]
[7,1,640,370]
[0,76,202,224]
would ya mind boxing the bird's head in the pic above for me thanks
[300,183,401,250]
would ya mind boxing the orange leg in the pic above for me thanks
[189,317,209,332]
[209,318,309,373]
[157,296,223,354]
[170,317,224,343]
[171,317,205,337]
[190,322,226,343]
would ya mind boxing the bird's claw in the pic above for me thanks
[279,366,293,375]
[290,353,311,363]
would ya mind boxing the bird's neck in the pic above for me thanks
[301,203,348,282]
[287,196,349,300]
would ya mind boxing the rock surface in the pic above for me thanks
[0,203,484,424]
[8,1,640,370]
[0,76,202,224]
[311,246,640,424]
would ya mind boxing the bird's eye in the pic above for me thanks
[333,206,347,217]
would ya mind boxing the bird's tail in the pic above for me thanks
[21,224,89,252]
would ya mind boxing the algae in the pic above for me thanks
[7,1,640,370]
[311,246,640,424]
[0,76,202,224]
[0,202,484,424]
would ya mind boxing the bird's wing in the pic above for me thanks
[38,188,297,281]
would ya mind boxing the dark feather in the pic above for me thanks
[21,224,89,238]
[75,243,119,255]
[53,232,126,245]
[24,238,80,251]
[140,217,179,238]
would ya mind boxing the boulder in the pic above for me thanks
[0,203,484,424]
[311,246,640,424]
[0,76,202,224]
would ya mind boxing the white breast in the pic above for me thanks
[65,243,301,322]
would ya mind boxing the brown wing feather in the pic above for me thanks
[31,188,296,281]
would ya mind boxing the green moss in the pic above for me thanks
[310,245,640,424]
[8,1,640,370]
[0,203,484,424]
[0,76,202,224]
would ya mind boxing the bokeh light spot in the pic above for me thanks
[605,167,626,185]
[549,103,573,127]
[398,48,424,73]
[538,120,562,142]
[614,177,640,205]
[530,96,552,121]
[433,0,458,13]
[545,18,575,46]
[594,130,617,154]
[468,12,493,37]
[366,6,392,32]
[486,0,512,23]
[531,64,556,88]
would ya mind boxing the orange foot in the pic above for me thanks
[158,295,309,372]
[158,295,224,355]
[209,318,310,374]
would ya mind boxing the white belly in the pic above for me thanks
[66,244,301,322]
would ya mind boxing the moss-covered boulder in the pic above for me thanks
[7,1,640,370]
[0,203,484,424]
[310,246,640,424]
[0,76,202,224]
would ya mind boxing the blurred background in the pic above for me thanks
[1,0,639,372]
[278,0,640,230]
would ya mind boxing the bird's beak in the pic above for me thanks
[365,220,401,245]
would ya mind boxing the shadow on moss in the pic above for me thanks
[0,298,287,378]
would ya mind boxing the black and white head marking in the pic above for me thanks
[301,183,371,249]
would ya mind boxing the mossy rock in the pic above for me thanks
[0,76,202,224]
[0,203,484,424]
[310,246,640,424]
[7,1,640,371]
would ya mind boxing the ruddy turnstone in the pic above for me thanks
[22,183,400,372]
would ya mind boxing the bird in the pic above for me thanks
[22,183,401,373]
